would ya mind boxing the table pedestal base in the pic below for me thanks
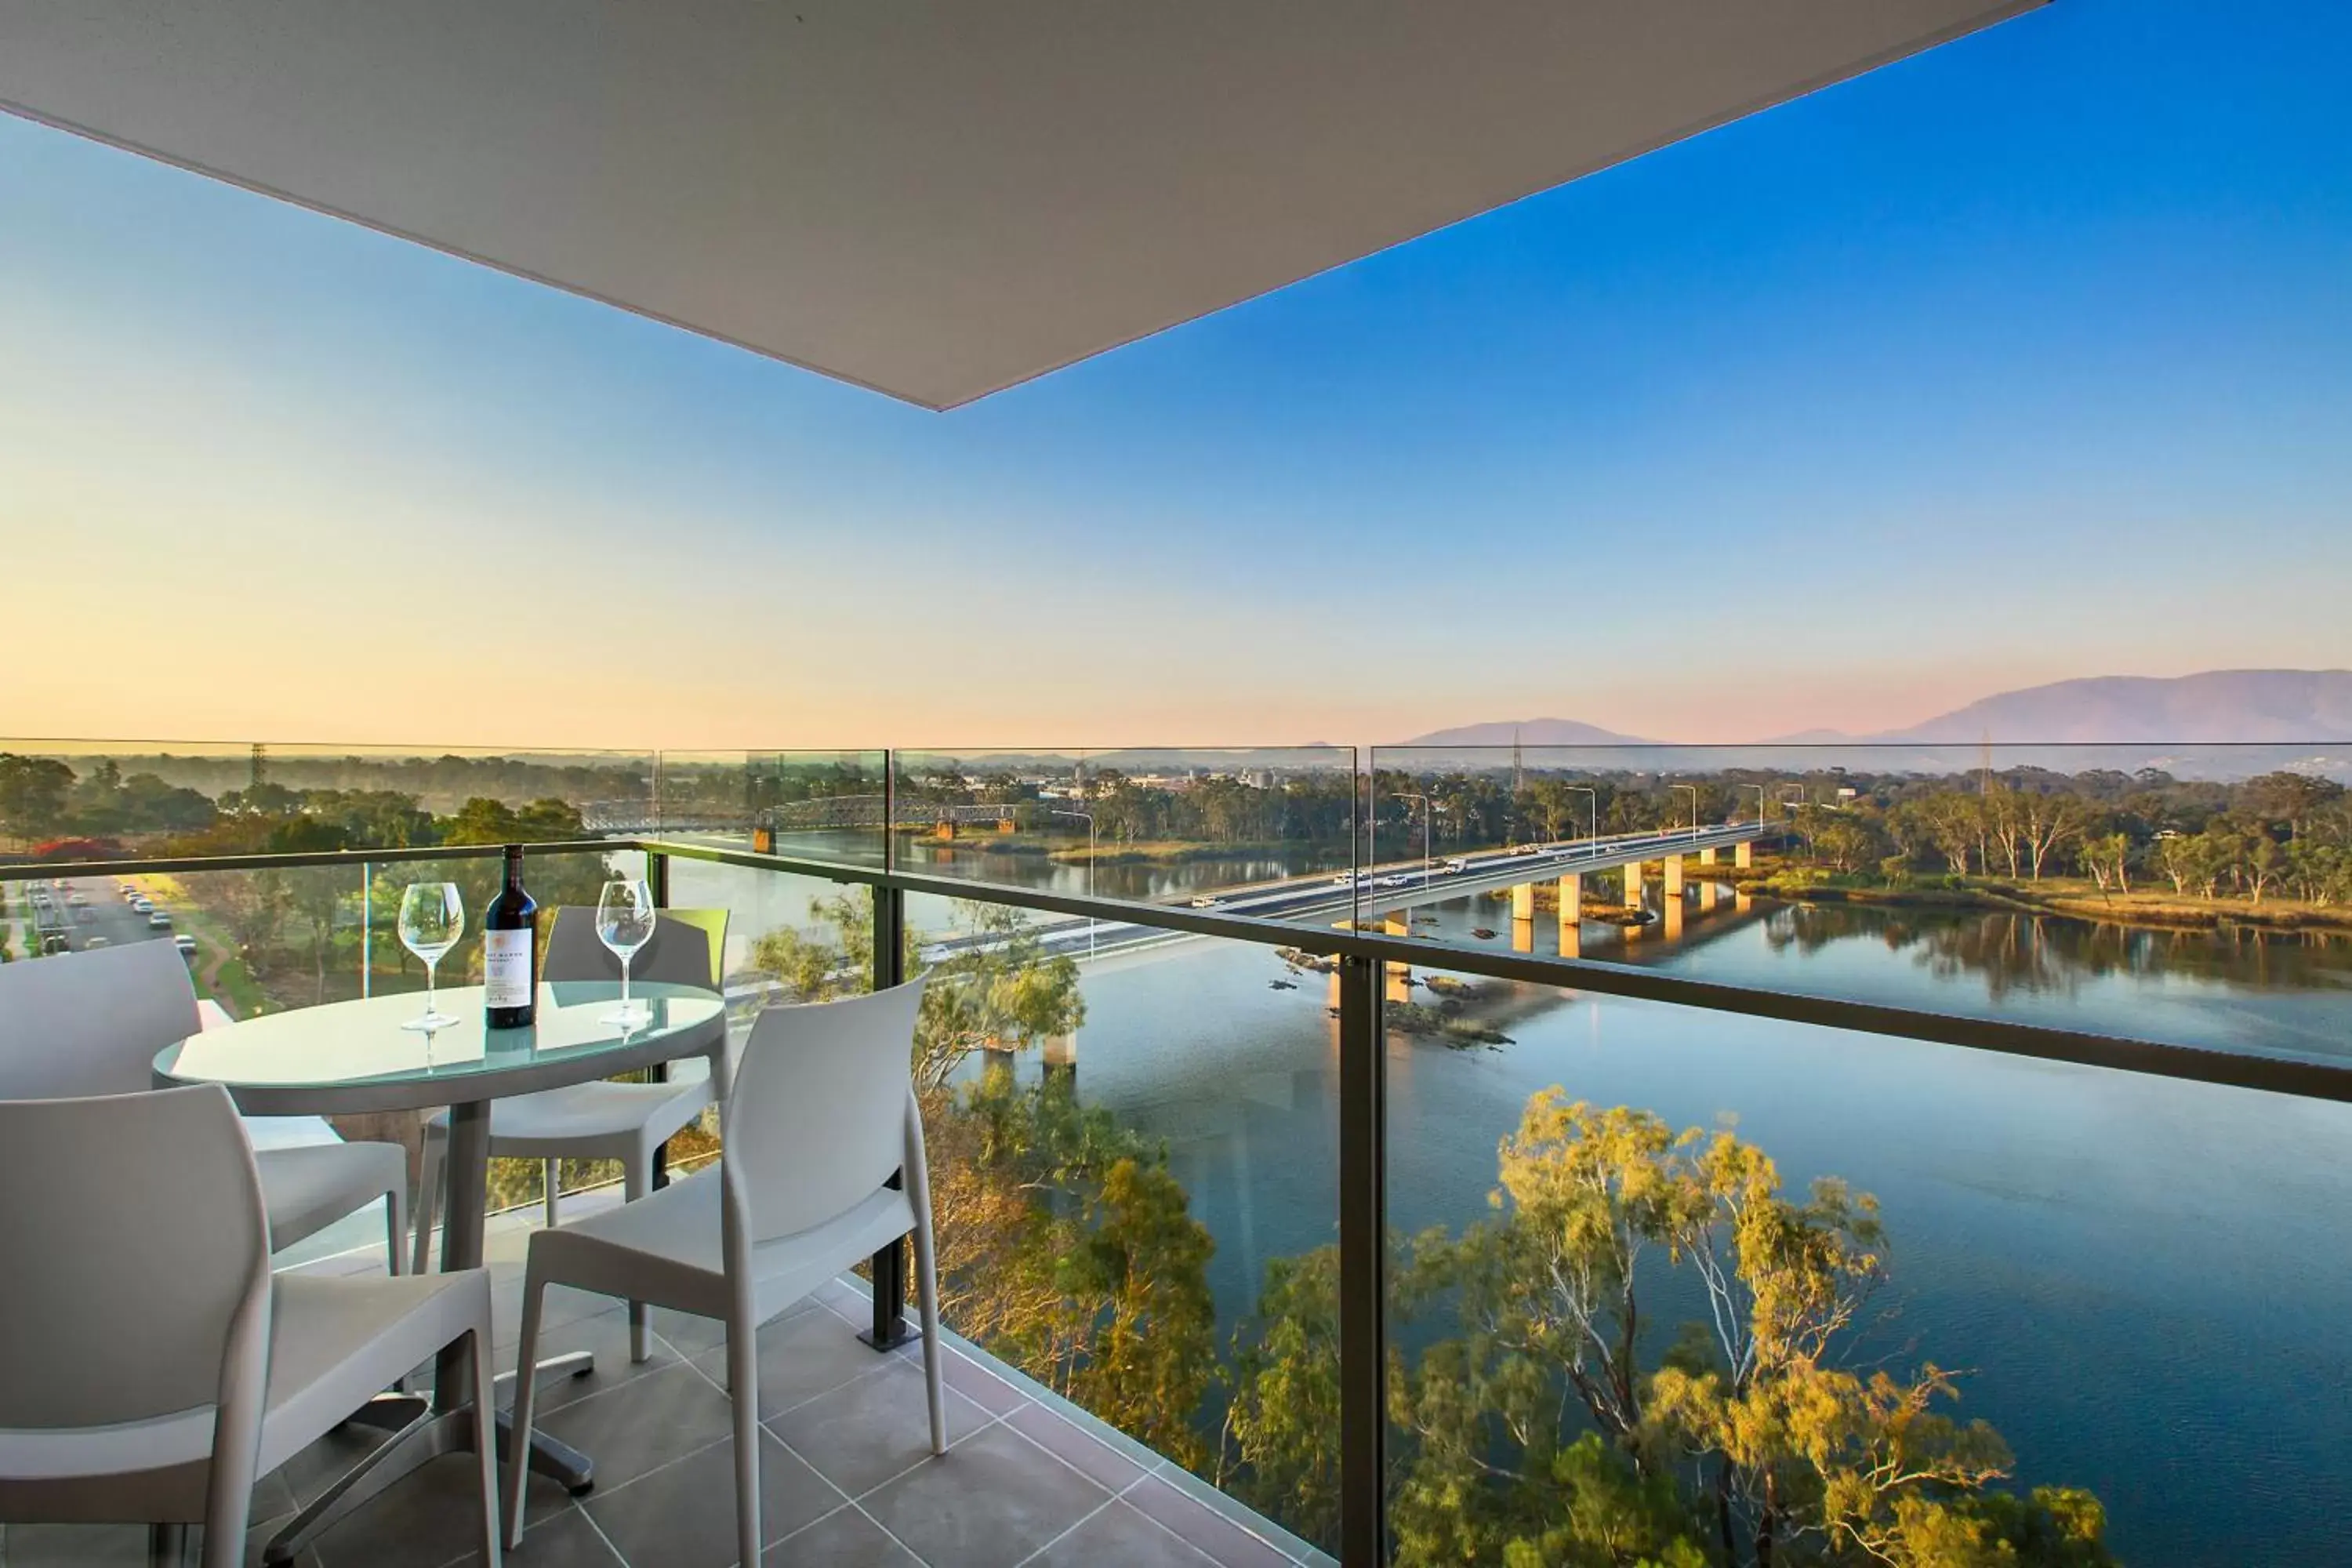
[260,1394,594,1564]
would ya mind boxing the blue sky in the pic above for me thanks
[2,0,2347,747]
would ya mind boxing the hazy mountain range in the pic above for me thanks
[1402,670,2352,748]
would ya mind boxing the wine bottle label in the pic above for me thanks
[484,929,534,1011]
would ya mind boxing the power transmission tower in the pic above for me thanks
[249,742,267,789]
[1512,727,1524,794]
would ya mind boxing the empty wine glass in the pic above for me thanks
[398,881,464,1031]
[596,877,657,1026]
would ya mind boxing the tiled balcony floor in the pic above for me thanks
[0,1199,1331,1568]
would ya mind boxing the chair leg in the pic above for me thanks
[147,1523,187,1568]
[468,1324,503,1568]
[727,1309,763,1568]
[384,1170,408,1278]
[543,1158,561,1229]
[912,1219,946,1456]
[503,1269,548,1552]
[624,1145,652,1363]
[412,1120,445,1277]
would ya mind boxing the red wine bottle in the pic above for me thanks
[483,844,539,1029]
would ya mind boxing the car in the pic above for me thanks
[1330,873,1355,887]
[147,912,172,929]
[1374,874,1410,889]
[122,884,140,900]
[1443,857,1469,873]
[1508,844,1541,856]
[132,897,154,913]
[82,936,110,949]
[67,891,87,906]
[1188,895,1226,909]
[173,934,198,956]
[40,935,71,955]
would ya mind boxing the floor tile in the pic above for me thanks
[0,1523,149,1566]
[1001,1403,1146,1494]
[760,1507,921,1567]
[1123,1475,1296,1568]
[763,1359,984,1500]
[856,1421,1108,1568]
[533,1361,735,1494]
[494,1303,678,1417]
[1024,1500,1218,1568]
[581,1431,836,1568]
[435,1501,623,1568]
[938,1349,1028,1417]
[691,1302,899,1421]
[306,1454,534,1568]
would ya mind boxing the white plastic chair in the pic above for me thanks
[0,939,409,1271]
[411,908,728,1361]
[0,1084,500,1568]
[506,979,942,1566]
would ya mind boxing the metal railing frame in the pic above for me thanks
[11,813,2352,1564]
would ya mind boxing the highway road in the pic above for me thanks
[18,871,184,957]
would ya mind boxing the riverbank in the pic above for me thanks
[1726,861,2352,935]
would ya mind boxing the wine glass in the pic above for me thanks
[596,877,657,1026]
[398,881,465,1031]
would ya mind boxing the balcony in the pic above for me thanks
[3,741,2349,1566]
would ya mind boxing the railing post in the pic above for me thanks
[1338,950,1387,1566]
[647,848,672,1191]
[862,875,913,1351]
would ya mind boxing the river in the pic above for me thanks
[677,844,2352,1565]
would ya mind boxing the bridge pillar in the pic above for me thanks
[1510,884,1535,921]
[1622,859,1643,908]
[1043,1032,1076,1081]
[1735,840,1752,869]
[1700,845,1718,866]
[1557,873,1581,924]
[1736,890,1754,914]
[1329,964,1344,1012]
[1385,911,1413,1004]
[1558,920,1581,960]
[1664,854,1685,897]
[1663,897,1683,940]
[1700,881,1720,913]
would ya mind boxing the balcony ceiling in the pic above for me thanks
[0,0,2038,410]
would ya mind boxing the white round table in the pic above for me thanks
[154,980,728,1533]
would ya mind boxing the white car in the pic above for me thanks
[173,934,198,957]
[147,911,172,929]
[1188,895,1227,909]
[1330,873,1355,887]
[1373,874,1410,889]
[1442,858,1469,873]
[132,897,154,914]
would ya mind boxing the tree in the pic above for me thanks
[0,753,76,845]
[2079,833,2132,897]
[1340,1092,2119,1568]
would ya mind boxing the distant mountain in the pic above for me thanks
[1878,670,2352,744]
[1398,717,1650,748]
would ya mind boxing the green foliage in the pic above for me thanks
[1219,1091,2118,1568]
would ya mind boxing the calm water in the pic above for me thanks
[685,851,2352,1564]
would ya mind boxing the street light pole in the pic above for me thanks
[1565,786,1599,849]
[1747,784,1769,829]
[1671,784,1700,840]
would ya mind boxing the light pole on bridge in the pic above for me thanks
[1395,793,1434,888]
[1564,786,1599,849]
[1671,784,1700,840]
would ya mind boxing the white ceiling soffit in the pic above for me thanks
[0,1,2041,410]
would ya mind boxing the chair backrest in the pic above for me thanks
[545,908,728,989]
[721,978,926,1244]
[0,1083,271,1428]
[0,939,204,1099]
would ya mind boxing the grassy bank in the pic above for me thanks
[1728,859,2352,935]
